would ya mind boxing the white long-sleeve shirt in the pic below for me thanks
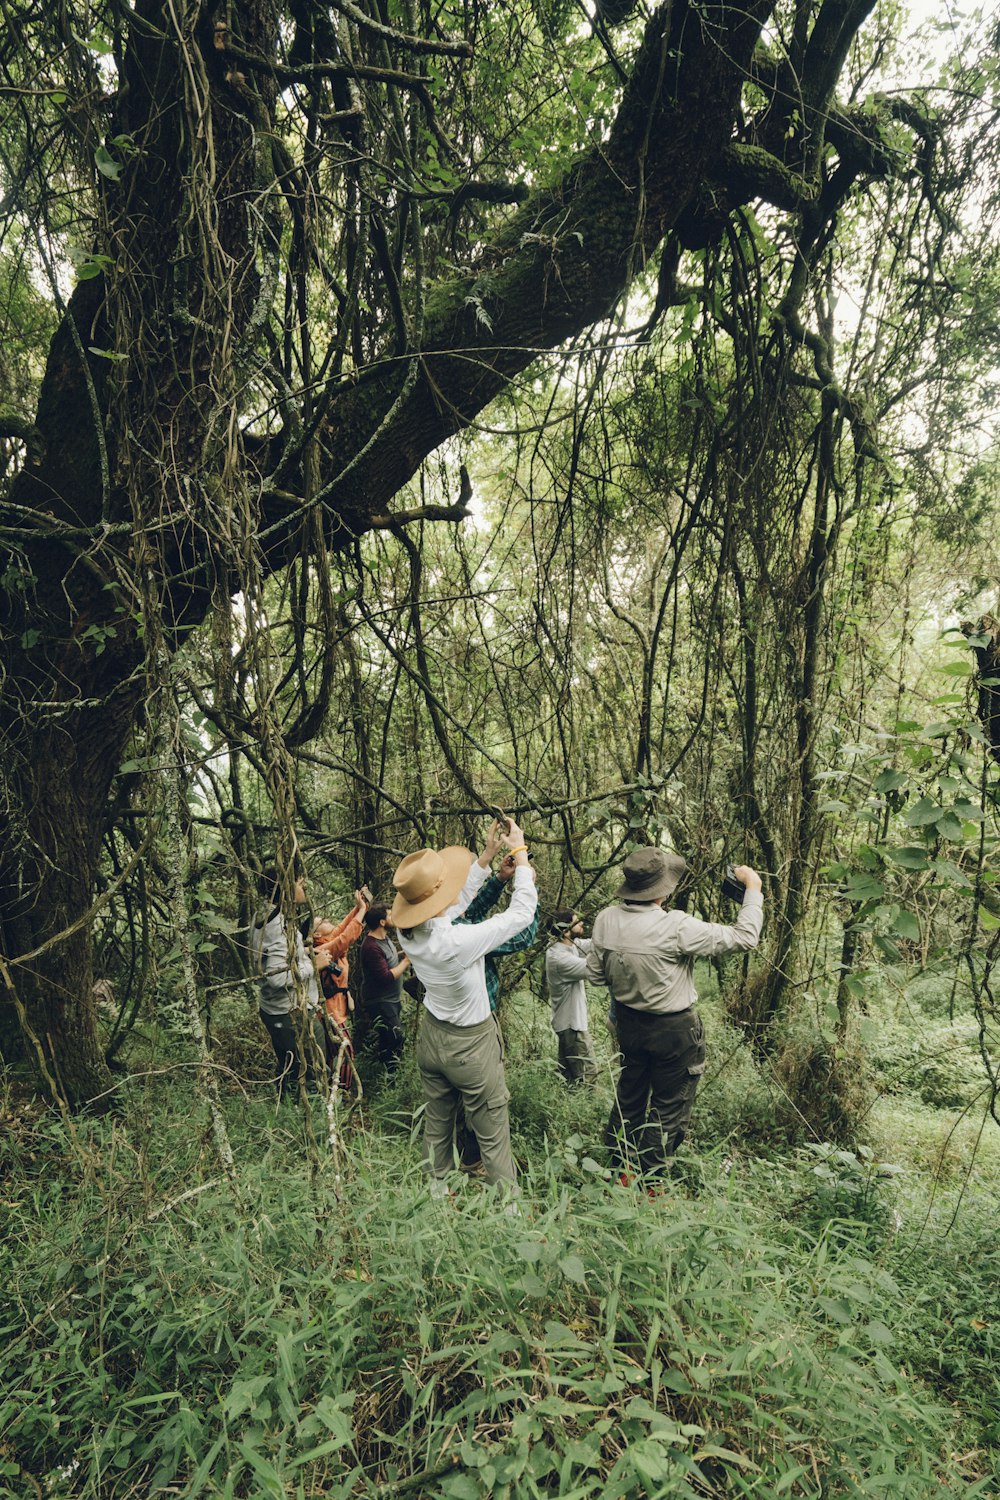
[399,862,538,1026]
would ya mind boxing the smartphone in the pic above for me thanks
[360,885,373,904]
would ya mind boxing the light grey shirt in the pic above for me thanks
[251,910,320,1016]
[586,893,763,1014]
[545,937,592,1033]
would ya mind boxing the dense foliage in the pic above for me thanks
[3,1001,1000,1497]
[2,0,1000,1492]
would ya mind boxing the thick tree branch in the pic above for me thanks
[259,0,776,549]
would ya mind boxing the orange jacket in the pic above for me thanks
[315,902,365,1023]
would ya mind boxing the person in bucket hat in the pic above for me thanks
[587,847,764,1178]
[392,816,537,1194]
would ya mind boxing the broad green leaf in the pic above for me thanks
[559,1254,587,1284]
[935,811,964,841]
[95,144,122,181]
[930,859,971,887]
[888,846,930,870]
[904,797,944,828]
[890,909,920,941]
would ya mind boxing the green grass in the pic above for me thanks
[1,1068,998,1500]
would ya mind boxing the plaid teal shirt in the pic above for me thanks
[455,874,539,1012]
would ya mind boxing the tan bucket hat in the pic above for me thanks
[389,846,474,926]
[616,847,686,902]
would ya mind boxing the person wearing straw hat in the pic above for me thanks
[587,847,763,1178]
[390,818,537,1193]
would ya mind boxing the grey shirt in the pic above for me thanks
[251,910,320,1016]
[586,892,764,1014]
[545,937,593,1033]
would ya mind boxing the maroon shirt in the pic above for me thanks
[360,934,403,1004]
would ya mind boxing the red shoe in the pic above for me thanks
[618,1171,635,1188]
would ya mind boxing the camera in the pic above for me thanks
[720,864,746,903]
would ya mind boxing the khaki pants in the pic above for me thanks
[556,1027,598,1084]
[416,1010,517,1186]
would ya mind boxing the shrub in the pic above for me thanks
[871,1018,986,1109]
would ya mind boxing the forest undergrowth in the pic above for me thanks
[2,982,999,1500]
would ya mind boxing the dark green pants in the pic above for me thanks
[606,1006,705,1174]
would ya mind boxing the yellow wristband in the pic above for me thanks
[507,845,528,856]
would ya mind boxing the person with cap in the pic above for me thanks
[390,818,537,1193]
[587,848,763,1176]
[545,909,599,1085]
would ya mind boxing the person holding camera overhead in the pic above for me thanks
[587,848,763,1179]
[390,817,537,1195]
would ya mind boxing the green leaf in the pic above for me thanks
[935,812,964,841]
[903,797,944,828]
[873,769,907,793]
[890,909,920,941]
[844,873,884,901]
[95,144,122,181]
[73,28,114,54]
[888,846,930,870]
[558,1254,587,1284]
[930,859,971,887]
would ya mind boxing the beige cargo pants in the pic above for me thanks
[416,1010,517,1186]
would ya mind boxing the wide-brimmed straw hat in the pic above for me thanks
[389,846,474,926]
[615,847,686,903]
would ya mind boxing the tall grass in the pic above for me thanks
[1,1074,995,1499]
